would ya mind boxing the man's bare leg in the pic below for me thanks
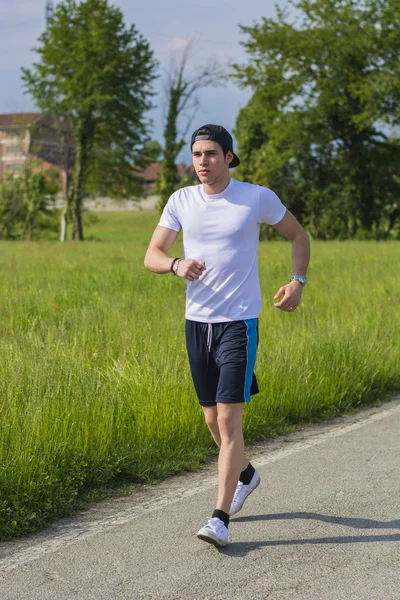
[202,405,248,472]
[197,405,259,545]
[215,403,246,514]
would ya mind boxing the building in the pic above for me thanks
[0,111,76,199]
[0,113,43,178]
[135,162,196,194]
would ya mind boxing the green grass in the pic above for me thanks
[0,211,399,539]
[82,210,161,242]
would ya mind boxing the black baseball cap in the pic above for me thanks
[191,124,240,168]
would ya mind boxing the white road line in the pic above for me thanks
[1,400,399,572]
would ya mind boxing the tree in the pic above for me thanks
[140,139,163,165]
[157,40,225,213]
[0,163,60,240]
[232,0,400,239]
[22,0,157,240]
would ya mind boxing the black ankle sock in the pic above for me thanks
[239,462,255,485]
[212,509,229,528]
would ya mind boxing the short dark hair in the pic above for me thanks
[193,127,230,158]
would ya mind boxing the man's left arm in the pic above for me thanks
[271,210,310,312]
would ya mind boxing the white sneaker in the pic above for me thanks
[230,470,261,516]
[197,517,228,547]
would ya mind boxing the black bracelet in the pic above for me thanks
[170,257,180,274]
[173,259,182,276]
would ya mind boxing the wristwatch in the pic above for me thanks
[290,275,307,286]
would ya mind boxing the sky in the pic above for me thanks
[0,0,289,161]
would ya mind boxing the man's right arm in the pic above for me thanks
[144,226,180,274]
[144,225,206,280]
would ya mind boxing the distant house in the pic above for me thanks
[29,113,75,171]
[0,113,42,178]
[0,112,71,183]
[135,162,196,194]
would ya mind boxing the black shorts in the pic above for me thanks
[185,318,259,407]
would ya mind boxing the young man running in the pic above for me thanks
[144,124,310,548]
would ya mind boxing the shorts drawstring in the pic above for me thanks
[207,323,212,352]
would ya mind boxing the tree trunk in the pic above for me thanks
[60,177,69,242]
[60,145,73,242]
[71,141,84,241]
[60,209,67,242]
[74,199,84,241]
[383,208,399,240]
[358,184,374,232]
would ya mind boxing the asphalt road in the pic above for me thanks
[1,398,399,600]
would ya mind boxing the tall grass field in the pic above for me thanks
[1,211,399,539]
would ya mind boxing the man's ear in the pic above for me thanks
[226,151,233,166]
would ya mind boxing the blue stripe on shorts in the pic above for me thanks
[244,319,258,402]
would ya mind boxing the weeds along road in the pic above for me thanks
[1,398,400,600]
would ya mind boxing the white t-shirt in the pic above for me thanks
[158,178,286,323]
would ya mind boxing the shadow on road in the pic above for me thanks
[232,512,400,529]
[220,512,400,557]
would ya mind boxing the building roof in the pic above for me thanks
[139,162,162,181]
[136,162,195,182]
[0,112,43,128]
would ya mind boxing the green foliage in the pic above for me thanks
[140,140,163,165]
[233,0,400,239]
[157,81,187,213]
[174,170,198,191]
[22,0,158,238]
[0,165,60,240]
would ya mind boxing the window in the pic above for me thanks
[6,146,21,155]
[7,163,22,173]
[6,130,19,139]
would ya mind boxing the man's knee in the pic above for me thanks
[217,404,243,440]
[202,406,218,430]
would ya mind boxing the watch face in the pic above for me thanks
[291,275,307,285]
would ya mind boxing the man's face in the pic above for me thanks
[192,140,233,185]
